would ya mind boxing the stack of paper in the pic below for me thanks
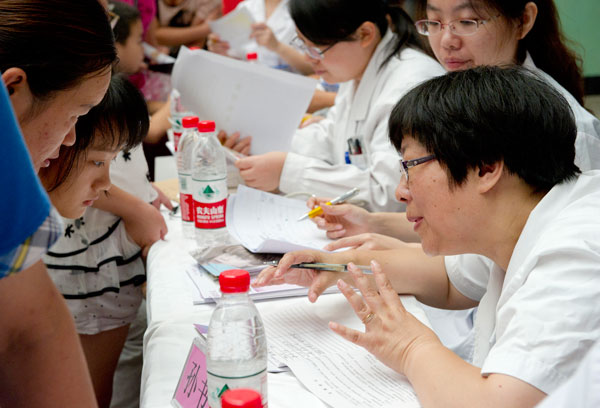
[185,264,338,304]
[227,185,333,253]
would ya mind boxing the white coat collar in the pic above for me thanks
[347,28,396,122]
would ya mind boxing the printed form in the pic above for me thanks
[261,295,427,408]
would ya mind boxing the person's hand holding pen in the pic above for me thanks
[307,195,373,239]
[253,249,353,303]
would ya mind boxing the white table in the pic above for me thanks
[141,211,429,407]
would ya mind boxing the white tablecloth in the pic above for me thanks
[141,211,429,407]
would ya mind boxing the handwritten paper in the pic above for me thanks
[172,338,209,408]
[262,296,424,408]
[227,185,332,253]
[171,48,317,155]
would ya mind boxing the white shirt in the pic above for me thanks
[446,171,600,394]
[535,340,600,408]
[279,30,445,211]
[234,0,296,69]
[523,54,600,171]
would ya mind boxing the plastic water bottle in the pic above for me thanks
[192,120,229,247]
[207,270,268,408]
[246,52,258,64]
[221,389,262,408]
[169,88,192,151]
[176,116,199,238]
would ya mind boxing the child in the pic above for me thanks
[39,75,150,408]
[235,0,445,212]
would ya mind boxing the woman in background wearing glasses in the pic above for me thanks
[235,0,444,212]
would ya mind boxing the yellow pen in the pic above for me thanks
[297,188,360,221]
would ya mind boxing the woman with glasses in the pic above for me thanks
[255,66,600,407]
[234,0,444,212]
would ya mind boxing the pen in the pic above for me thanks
[263,261,372,274]
[297,187,360,221]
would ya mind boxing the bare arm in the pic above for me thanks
[307,89,337,114]
[0,260,97,407]
[155,23,211,47]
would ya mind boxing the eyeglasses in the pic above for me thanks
[399,155,436,183]
[291,36,337,60]
[414,17,496,37]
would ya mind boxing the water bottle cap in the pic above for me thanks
[219,269,250,293]
[246,52,258,61]
[221,389,262,408]
[182,116,199,128]
[198,120,216,133]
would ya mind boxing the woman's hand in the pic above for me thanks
[207,33,230,56]
[308,197,373,239]
[151,183,174,211]
[250,23,280,52]
[217,130,252,155]
[235,152,287,191]
[253,250,348,302]
[324,233,417,251]
[330,261,441,374]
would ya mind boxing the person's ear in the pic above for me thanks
[519,2,538,39]
[477,161,504,193]
[356,21,378,48]
[2,68,34,120]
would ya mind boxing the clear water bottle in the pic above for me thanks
[207,270,268,408]
[192,120,229,247]
[169,88,192,151]
[176,116,199,238]
[221,389,262,408]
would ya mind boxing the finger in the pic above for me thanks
[253,266,278,286]
[274,251,318,278]
[371,260,405,309]
[347,262,382,311]
[306,197,318,209]
[326,229,348,240]
[223,132,240,148]
[235,157,252,170]
[329,321,366,347]
[240,145,251,156]
[316,218,343,232]
[233,136,251,152]
[217,130,227,144]
[336,278,372,320]
[324,236,360,251]
[308,272,336,303]
[161,197,174,210]
[320,203,351,216]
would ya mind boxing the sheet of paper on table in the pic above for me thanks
[262,296,425,408]
[227,185,333,253]
[208,6,255,51]
[171,48,317,155]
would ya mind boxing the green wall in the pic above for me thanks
[555,0,600,77]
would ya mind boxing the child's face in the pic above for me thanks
[47,143,119,219]
[116,19,145,75]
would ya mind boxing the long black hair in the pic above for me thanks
[289,0,426,67]
[42,75,149,191]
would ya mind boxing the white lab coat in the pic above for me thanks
[446,171,600,393]
[523,53,600,171]
[279,30,445,211]
[535,340,600,408]
[233,0,296,69]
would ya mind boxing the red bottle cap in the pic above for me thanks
[246,52,258,61]
[219,269,250,293]
[221,389,262,408]
[197,120,216,133]
[182,116,199,128]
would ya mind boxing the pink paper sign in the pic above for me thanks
[172,339,209,408]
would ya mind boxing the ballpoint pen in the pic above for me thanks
[262,261,372,274]
[297,187,360,221]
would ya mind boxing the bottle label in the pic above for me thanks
[193,177,227,229]
[180,193,194,223]
[207,369,268,408]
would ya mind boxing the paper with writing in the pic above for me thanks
[172,338,209,408]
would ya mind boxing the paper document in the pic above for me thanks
[227,185,333,253]
[262,296,424,408]
[208,6,255,51]
[172,48,317,155]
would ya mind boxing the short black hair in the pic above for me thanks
[43,74,149,191]
[109,0,141,44]
[389,65,580,192]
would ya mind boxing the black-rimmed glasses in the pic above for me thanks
[399,155,436,182]
[290,36,337,60]
[414,16,496,37]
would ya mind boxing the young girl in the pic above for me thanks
[235,0,445,212]
[40,75,150,408]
